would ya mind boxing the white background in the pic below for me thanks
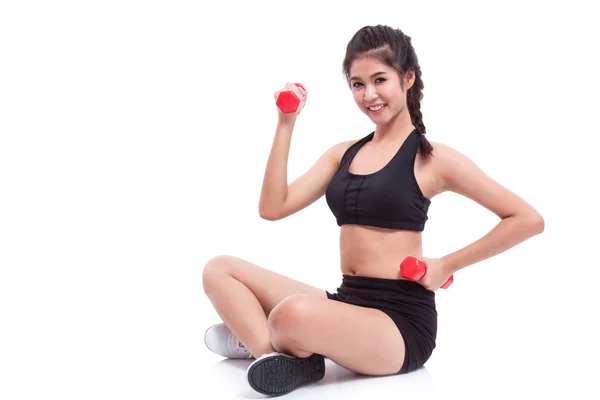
[1,0,598,399]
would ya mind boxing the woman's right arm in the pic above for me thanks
[258,115,352,221]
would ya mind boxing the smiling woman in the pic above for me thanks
[350,68,406,117]
[202,24,544,397]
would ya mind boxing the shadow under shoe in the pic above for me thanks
[247,352,326,397]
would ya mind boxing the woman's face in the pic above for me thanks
[349,57,414,126]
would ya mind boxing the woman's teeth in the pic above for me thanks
[369,104,386,111]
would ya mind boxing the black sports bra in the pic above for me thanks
[325,129,431,231]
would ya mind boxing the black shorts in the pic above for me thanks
[326,274,437,374]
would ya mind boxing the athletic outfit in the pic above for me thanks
[325,128,430,231]
[324,128,436,374]
[208,128,437,395]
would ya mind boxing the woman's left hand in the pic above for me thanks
[419,258,454,291]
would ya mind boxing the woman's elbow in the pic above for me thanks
[258,206,280,221]
[527,212,545,235]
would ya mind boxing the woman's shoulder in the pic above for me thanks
[327,138,364,164]
[428,140,471,168]
[327,133,371,164]
[428,139,451,153]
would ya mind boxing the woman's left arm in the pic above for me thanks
[432,143,545,274]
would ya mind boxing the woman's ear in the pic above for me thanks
[404,69,415,90]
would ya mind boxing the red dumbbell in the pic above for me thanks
[276,83,305,114]
[400,256,454,289]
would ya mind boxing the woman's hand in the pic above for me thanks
[418,258,454,291]
[274,82,307,120]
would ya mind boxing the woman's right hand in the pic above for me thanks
[274,82,307,120]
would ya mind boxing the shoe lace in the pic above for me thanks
[226,331,252,358]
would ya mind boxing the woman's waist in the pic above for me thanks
[341,259,417,280]
[340,227,423,279]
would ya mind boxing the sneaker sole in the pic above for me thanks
[203,324,219,353]
[247,353,325,396]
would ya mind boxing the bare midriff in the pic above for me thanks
[339,224,422,279]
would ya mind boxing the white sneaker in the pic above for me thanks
[204,323,253,359]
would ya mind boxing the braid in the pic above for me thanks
[406,66,433,158]
[402,34,433,158]
[407,67,425,135]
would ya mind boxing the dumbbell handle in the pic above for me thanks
[276,83,305,114]
[399,256,454,289]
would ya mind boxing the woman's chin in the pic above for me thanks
[369,115,389,125]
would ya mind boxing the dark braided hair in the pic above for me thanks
[343,25,433,159]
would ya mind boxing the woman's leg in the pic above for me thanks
[202,255,327,358]
[267,294,407,375]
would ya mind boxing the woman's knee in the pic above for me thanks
[202,255,235,294]
[267,294,313,338]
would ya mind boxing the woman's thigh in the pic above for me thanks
[202,255,327,315]
[268,294,406,375]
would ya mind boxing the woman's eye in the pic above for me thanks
[352,78,385,88]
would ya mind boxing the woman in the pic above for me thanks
[202,24,544,397]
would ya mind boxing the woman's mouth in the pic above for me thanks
[368,104,387,114]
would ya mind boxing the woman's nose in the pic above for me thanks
[364,85,378,102]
